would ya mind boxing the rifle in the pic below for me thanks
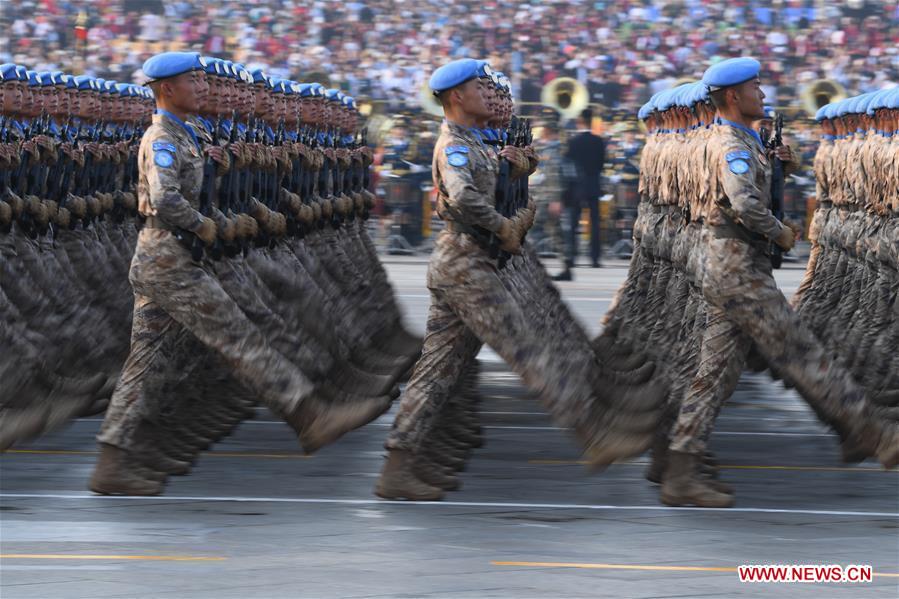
[190,115,224,261]
[768,113,785,269]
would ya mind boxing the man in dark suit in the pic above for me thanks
[555,107,605,281]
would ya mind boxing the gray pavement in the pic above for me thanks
[2,255,897,599]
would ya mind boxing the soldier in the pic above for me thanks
[89,52,389,495]
[661,58,898,508]
[376,59,664,501]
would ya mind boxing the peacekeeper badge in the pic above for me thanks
[446,145,469,167]
[725,150,751,175]
[153,141,177,168]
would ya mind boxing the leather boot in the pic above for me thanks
[285,392,392,454]
[137,446,191,476]
[375,450,445,500]
[426,446,467,472]
[89,444,164,496]
[414,457,462,491]
[660,451,734,508]
[841,411,899,469]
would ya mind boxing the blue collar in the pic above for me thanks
[717,117,764,150]
[156,109,201,151]
[822,134,835,140]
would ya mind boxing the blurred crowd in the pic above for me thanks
[4,0,897,115]
[4,0,891,251]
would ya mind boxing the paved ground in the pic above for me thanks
[2,253,897,599]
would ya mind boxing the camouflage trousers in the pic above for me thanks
[669,235,866,455]
[386,230,598,451]
[97,229,314,449]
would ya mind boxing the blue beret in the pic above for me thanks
[250,68,268,85]
[854,93,876,116]
[637,102,652,120]
[888,88,899,109]
[475,60,494,80]
[14,65,28,81]
[429,58,481,94]
[325,89,344,102]
[38,71,62,86]
[646,90,665,113]
[814,105,828,121]
[234,66,253,84]
[702,57,761,91]
[72,75,94,91]
[823,101,839,120]
[866,89,890,115]
[0,63,18,82]
[834,99,852,117]
[655,88,678,112]
[674,83,693,108]
[26,71,39,87]
[762,106,775,119]
[102,80,117,94]
[689,83,705,106]
[203,57,225,76]
[143,52,204,82]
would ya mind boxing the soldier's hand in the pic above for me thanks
[774,145,794,163]
[500,146,530,180]
[524,146,540,174]
[194,216,218,245]
[497,217,522,255]
[236,213,259,239]
[774,224,796,252]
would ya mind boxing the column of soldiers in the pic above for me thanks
[598,58,898,508]
[0,54,424,495]
[1,66,153,448]
[795,89,899,410]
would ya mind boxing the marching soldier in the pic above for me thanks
[661,58,897,508]
[376,58,665,501]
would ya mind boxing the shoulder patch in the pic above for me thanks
[728,159,749,174]
[725,150,751,162]
[154,150,175,168]
[152,141,177,153]
[445,145,469,167]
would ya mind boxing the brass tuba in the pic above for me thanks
[541,77,590,119]
[801,79,847,114]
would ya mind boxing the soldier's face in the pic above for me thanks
[734,78,765,120]
[1,84,21,112]
[166,70,204,114]
[463,79,490,120]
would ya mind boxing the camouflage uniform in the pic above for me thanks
[97,112,314,450]
[669,122,876,456]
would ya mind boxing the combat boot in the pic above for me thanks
[89,444,164,496]
[841,412,899,469]
[425,445,468,472]
[285,392,392,454]
[660,451,735,508]
[375,450,445,500]
[414,457,462,491]
[137,446,191,476]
